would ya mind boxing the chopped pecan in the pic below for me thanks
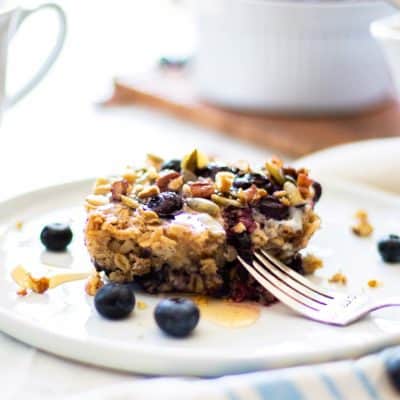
[188,181,215,198]
[297,172,313,198]
[111,180,129,201]
[156,171,180,191]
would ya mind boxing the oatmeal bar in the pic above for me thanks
[84,150,321,305]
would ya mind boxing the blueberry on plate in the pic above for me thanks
[385,350,400,392]
[40,223,73,251]
[94,283,135,320]
[378,234,400,263]
[154,298,200,337]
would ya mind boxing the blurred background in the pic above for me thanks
[1,0,269,200]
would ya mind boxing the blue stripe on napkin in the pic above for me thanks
[254,379,304,400]
[319,373,344,400]
[353,366,381,400]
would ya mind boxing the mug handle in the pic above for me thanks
[6,3,67,108]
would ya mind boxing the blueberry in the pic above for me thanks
[147,192,183,217]
[385,349,400,392]
[40,223,73,251]
[378,234,400,263]
[312,181,322,203]
[257,196,290,220]
[94,283,135,320]
[233,173,273,191]
[154,298,200,337]
[196,163,238,179]
[161,159,181,172]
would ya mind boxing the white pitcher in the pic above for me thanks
[0,0,66,116]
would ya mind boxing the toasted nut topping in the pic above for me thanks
[168,176,184,191]
[120,195,139,209]
[138,185,160,199]
[279,197,291,207]
[297,173,313,198]
[232,222,246,234]
[283,181,304,206]
[302,254,323,275]
[146,153,164,170]
[211,194,242,208]
[186,197,220,217]
[93,184,111,195]
[215,171,235,193]
[368,279,381,288]
[156,171,180,191]
[233,160,251,173]
[329,272,347,285]
[188,181,215,198]
[111,180,129,201]
[142,210,160,224]
[86,194,109,207]
[122,168,137,184]
[85,272,104,296]
[95,177,110,186]
[181,149,209,172]
[273,190,287,198]
[266,161,285,184]
[352,210,373,237]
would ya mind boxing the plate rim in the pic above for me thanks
[0,176,399,376]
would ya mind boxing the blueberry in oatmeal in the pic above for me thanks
[147,192,183,217]
[154,298,199,337]
[94,283,135,320]
[378,234,400,263]
[84,150,321,305]
[40,223,73,251]
[160,159,181,172]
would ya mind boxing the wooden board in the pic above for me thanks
[104,68,400,157]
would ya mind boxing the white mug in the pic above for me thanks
[0,1,66,113]
[192,0,395,115]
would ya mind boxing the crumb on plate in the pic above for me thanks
[367,279,381,288]
[303,254,324,275]
[85,272,104,296]
[329,272,347,285]
[352,210,373,237]
[137,300,148,310]
[15,221,23,230]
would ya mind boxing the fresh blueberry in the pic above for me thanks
[312,181,322,203]
[378,234,400,263]
[385,350,400,392]
[147,191,183,217]
[160,159,181,172]
[94,283,135,320]
[154,298,200,337]
[40,223,73,251]
[257,196,290,220]
[196,163,238,179]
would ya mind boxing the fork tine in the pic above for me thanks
[260,250,334,299]
[238,256,321,317]
[251,260,324,310]
[254,252,329,304]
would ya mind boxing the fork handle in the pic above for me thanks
[368,297,400,313]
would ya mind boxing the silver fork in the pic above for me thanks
[238,250,400,326]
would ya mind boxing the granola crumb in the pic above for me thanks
[15,221,23,230]
[352,209,373,237]
[17,288,28,296]
[137,300,148,310]
[367,279,380,288]
[329,272,347,285]
[85,272,104,296]
[303,254,324,275]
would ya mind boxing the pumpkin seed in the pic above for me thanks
[186,197,220,217]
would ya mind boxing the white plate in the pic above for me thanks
[0,178,399,377]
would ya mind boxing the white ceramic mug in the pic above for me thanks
[371,14,400,97]
[0,0,66,113]
[192,0,395,114]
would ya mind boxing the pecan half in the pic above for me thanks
[111,180,129,201]
[156,171,180,192]
[188,181,215,198]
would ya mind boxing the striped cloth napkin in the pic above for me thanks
[65,347,400,400]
